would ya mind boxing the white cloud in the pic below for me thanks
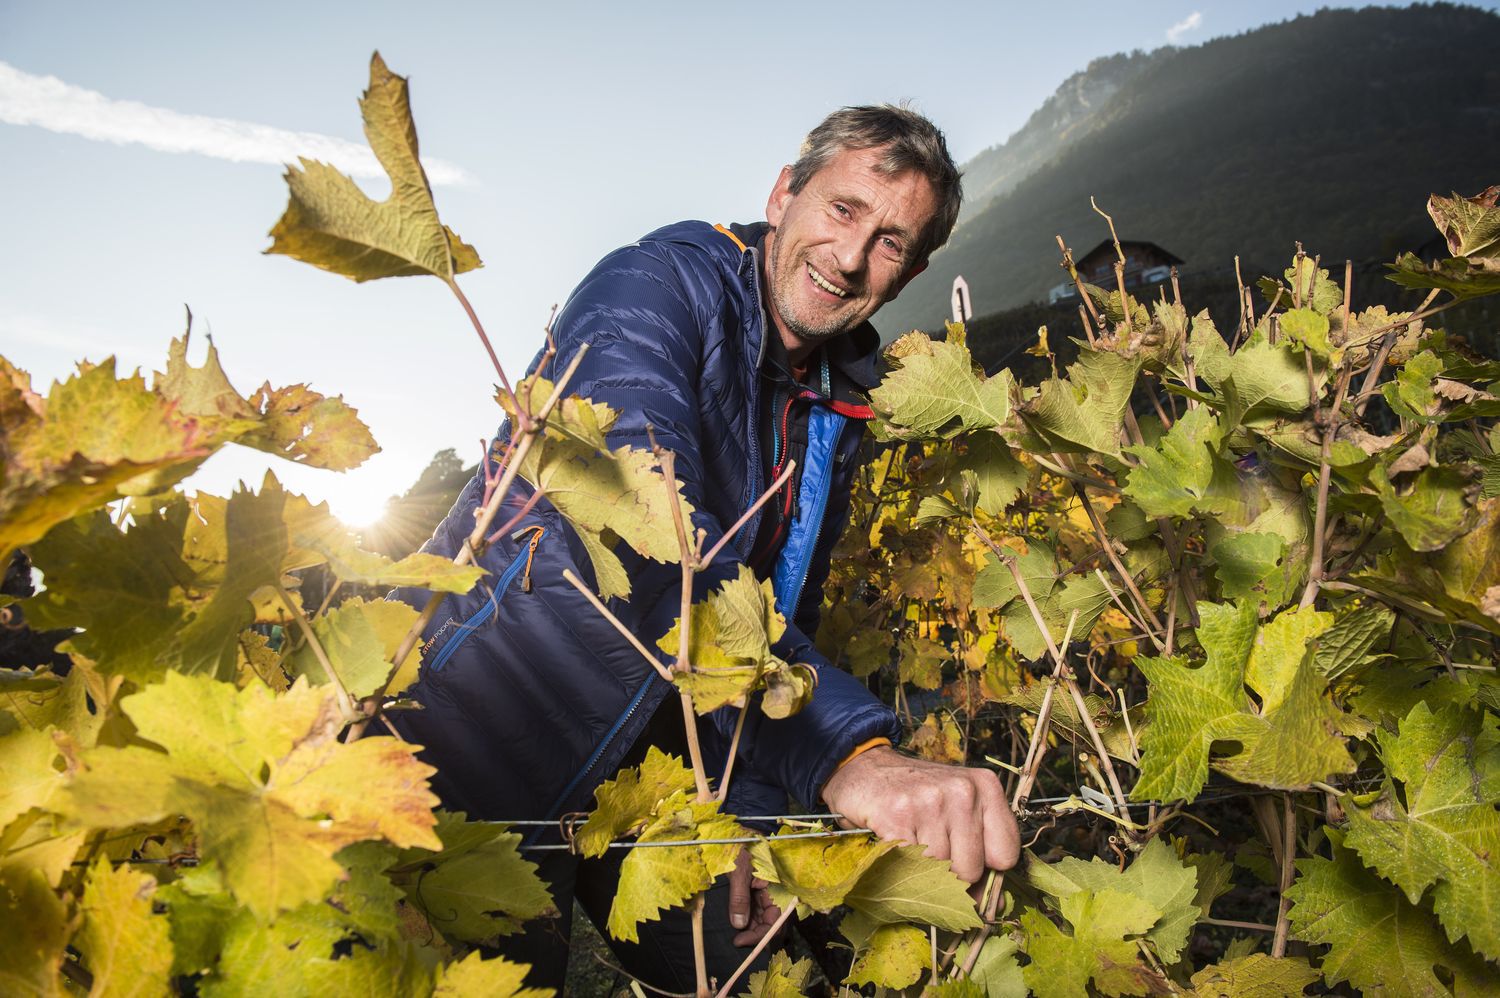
[0,61,474,187]
[1166,11,1203,43]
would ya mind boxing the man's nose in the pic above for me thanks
[829,229,867,278]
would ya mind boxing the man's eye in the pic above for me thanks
[881,237,903,256]
[833,203,851,218]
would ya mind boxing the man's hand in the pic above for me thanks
[819,746,1020,882]
[727,847,784,947]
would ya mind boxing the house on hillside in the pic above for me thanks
[1048,239,1184,303]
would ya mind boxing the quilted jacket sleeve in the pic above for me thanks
[542,238,899,809]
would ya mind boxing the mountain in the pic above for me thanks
[879,3,1500,336]
[955,50,1165,226]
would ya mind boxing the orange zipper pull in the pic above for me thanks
[514,525,545,593]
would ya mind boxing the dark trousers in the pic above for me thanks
[498,700,777,992]
[496,847,775,993]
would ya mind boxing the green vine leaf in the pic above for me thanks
[869,332,1012,440]
[1187,954,1320,997]
[1023,348,1141,457]
[1343,702,1500,960]
[265,53,480,283]
[1287,830,1492,995]
[1026,837,1201,962]
[390,812,555,943]
[1020,889,1167,998]
[1134,602,1356,801]
[1123,406,1231,519]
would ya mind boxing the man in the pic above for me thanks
[392,105,1019,990]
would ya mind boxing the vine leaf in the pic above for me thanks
[1022,348,1141,456]
[433,952,550,997]
[658,567,803,714]
[1370,465,1477,553]
[1124,406,1231,519]
[574,748,699,858]
[951,935,1026,997]
[76,855,174,996]
[0,359,211,564]
[515,438,693,602]
[869,332,1012,440]
[0,865,69,994]
[843,845,984,931]
[1187,954,1320,997]
[737,951,815,997]
[751,832,897,912]
[840,910,930,989]
[1389,187,1500,300]
[0,727,68,829]
[1134,602,1355,801]
[1019,889,1166,998]
[1342,702,1500,960]
[1026,837,1201,962]
[286,596,420,697]
[605,792,742,943]
[1286,829,1492,995]
[61,675,441,919]
[1209,532,1287,603]
[265,53,480,283]
[390,812,555,943]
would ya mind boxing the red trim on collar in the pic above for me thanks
[828,400,875,420]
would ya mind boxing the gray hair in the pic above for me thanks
[788,104,962,262]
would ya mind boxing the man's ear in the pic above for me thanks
[890,259,929,300]
[765,166,795,227]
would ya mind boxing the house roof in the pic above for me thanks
[1076,239,1185,270]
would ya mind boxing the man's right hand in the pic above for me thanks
[819,745,1020,882]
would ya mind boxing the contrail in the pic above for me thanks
[0,60,475,187]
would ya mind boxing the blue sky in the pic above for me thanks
[0,1,1458,525]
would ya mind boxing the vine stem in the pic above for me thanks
[715,703,750,804]
[691,892,710,998]
[1272,792,1296,957]
[973,520,1134,823]
[561,570,674,683]
[1300,272,1356,610]
[445,277,525,431]
[698,461,796,569]
[346,345,591,742]
[274,582,354,723]
[654,444,713,804]
[713,901,797,998]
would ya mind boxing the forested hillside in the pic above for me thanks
[881,2,1500,334]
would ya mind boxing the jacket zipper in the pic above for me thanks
[532,673,661,843]
[427,526,544,674]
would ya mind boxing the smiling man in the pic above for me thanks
[392,105,1019,991]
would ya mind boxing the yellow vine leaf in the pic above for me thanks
[61,675,440,920]
[0,864,69,995]
[265,53,481,283]
[76,856,174,998]
[575,748,699,857]
[605,792,743,943]
[433,952,551,997]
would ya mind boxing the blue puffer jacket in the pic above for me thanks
[390,220,901,838]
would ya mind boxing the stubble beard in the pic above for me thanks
[766,235,859,347]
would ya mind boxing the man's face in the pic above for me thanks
[762,145,939,358]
